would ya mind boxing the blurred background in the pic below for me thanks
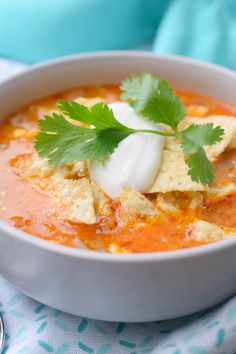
[0,0,236,77]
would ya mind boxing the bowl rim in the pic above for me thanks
[1,50,236,263]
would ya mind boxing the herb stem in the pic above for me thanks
[133,129,176,137]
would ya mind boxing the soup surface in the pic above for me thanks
[0,85,236,253]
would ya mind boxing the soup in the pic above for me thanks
[0,83,236,253]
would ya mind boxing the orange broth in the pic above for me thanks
[0,84,236,253]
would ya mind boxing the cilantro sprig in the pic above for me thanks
[35,73,224,185]
[35,103,134,164]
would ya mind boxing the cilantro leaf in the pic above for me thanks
[58,99,128,130]
[121,74,186,129]
[34,104,133,164]
[186,147,215,185]
[180,123,224,184]
[120,73,159,112]
[181,123,224,149]
[141,80,186,129]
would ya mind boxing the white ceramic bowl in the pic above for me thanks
[0,52,236,322]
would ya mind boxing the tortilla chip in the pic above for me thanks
[117,188,163,228]
[149,150,206,193]
[179,115,236,161]
[187,220,229,242]
[156,191,203,214]
[64,160,87,178]
[90,179,113,219]
[50,177,96,224]
[164,136,182,152]
[74,97,103,107]
[10,153,95,224]
[205,182,236,205]
[19,153,87,180]
[119,188,159,217]
[20,154,53,179]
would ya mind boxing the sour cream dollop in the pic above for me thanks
[89,102,165,198]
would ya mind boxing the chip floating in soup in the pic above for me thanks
[1,73,236,253]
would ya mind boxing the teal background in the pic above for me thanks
[0,0,169,63]
[0,0,235,69]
